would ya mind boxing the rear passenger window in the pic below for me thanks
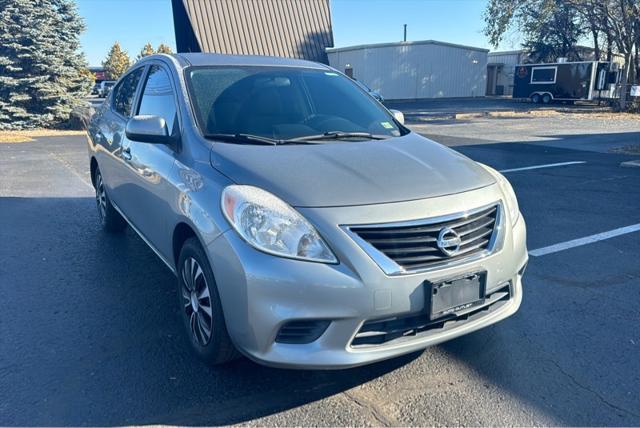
[137,65,178,134]
[112,67,144,117]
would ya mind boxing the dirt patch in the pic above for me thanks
[0,129,87,143]
[486,110,640,120]
[610,144,640,155]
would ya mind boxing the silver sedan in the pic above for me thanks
[87,53,527,369]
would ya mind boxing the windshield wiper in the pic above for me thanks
[203,133,280,145]
[286,131,390,142]
[203,131,388,145]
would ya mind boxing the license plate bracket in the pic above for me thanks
[429,272,486,320]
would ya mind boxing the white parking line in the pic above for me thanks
[500,161,586,173]
[529,223,640,257]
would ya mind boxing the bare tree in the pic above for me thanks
[591,0,639,109]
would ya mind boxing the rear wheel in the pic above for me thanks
[177,237,238,365]
[531,93,541,104]
[94,168,127,233]
[541,93,552,104]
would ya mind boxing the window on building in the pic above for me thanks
[531,67,557,84]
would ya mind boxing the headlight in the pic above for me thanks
[221,185,337,263]
[478,163,520,225]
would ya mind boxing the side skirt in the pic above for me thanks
[111,201,177,276]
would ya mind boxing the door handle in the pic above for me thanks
[122,147,132,160]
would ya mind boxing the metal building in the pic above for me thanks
[171,0,334,63]
[486,50,525,96]
[326,40,489,101]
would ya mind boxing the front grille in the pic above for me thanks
[351,282,511,347]
[275,320,331,344]
[349,204,499,273]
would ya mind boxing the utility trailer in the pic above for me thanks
[513,61,620,103]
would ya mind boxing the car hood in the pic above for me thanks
[209,133,495,207]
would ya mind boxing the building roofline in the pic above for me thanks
[489,46,625,59]
[488,50,523,56]
[515,60,607,66]
[326,39,489,54]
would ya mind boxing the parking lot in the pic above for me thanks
[1,107,639,426]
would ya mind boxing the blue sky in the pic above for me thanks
[78,0,522,66]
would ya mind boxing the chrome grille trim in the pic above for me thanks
[342,202,504,276]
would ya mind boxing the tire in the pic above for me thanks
[541,93,552,104]
[531,93,541,104]
[94,168,127,233]
[177,237,238,365]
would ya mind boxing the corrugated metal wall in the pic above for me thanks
[487,51,523,67]
[177,0,333,63]
[327,41,488,100]
[487,51,522,96]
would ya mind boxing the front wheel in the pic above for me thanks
[541,93,552,104]
[94,168,127,233]
[531,93,541,104]
[177,237,238,365]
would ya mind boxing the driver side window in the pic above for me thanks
[137,65,178,135]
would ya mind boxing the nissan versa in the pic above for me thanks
[87,53,527,369]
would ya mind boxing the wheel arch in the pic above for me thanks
[172,221,200,269]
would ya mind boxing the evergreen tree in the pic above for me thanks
[102,41,131,80]
[156,43,173,54]
[137,42,155,60]
[0,0,93,130]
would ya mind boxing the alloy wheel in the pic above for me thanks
[181,257,213,346]
[95,172,107,220]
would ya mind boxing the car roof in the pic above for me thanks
[169,52,331,70]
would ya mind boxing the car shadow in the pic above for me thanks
[0,196,420,426]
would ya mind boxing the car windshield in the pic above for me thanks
[186,66,405,142]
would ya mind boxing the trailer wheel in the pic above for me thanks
[542,93,552,104]
[531,93,541,104]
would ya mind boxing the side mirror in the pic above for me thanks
[389,109,405,125]
[125,115,172,144]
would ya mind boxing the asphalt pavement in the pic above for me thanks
[1,114,639,426]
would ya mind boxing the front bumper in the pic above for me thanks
[206,184,528,369]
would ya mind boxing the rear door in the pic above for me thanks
[96,66,145,203]
[116,63,180,259]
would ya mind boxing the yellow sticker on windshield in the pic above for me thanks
[381,121,394,129]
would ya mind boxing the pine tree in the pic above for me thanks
[156,43,173,54]
[0,0,93,130]
[102,42,131,80]
[137,42,155,60]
